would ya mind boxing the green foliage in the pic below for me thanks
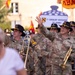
[0,22,11,30]
[0,0,3,7]
[0,0,11,30]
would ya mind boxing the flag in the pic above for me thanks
[29,20,35,34]
[61,0,75,9]
[6,0,11,8]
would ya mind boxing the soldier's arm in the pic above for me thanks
[41,38,53,57]
[36,16,56,41]
[39,25,56,41]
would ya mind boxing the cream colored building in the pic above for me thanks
[8,0,75,28]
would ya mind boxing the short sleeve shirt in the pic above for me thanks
[0,47,24,75]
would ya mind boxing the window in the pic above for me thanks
[57,0,61,4]
[11,20,21,28]
[11,3,19,14]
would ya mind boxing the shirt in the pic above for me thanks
[0,47,24,75]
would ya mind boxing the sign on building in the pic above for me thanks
[40,5,68,27]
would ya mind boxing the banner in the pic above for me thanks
[40,5,68,27]
[62,0,75,9]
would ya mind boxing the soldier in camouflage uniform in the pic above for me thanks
[8,24,27,61]
[70,21,75,36]
[36,17,73,75]
[70,21,75,74]
[30,25,53,75]
[7,24,35,75]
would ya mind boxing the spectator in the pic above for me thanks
[0,28,27,75]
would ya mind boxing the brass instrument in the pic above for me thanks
[24,35,31,69]
[24,37,37,67]
[60,46,72,69]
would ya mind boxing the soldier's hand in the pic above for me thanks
[35,16,43,27]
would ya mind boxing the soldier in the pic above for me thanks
[36,17,73,75]
[4,34,11,47]
[47,23,60,33]
[70,21,75,74]
[30,25,53,75]
[8,24,27,61]
[70,21,75,36]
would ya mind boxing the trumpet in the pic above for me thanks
[60,46,72,69]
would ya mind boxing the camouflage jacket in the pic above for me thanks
[30,33,53,75]
[31,33,52,57]
[8,37,28,55]
[39,26,74,65]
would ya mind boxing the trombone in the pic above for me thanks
[24,34,31,70]
[60,46,72,69]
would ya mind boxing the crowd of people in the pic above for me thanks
[0,16,75,75]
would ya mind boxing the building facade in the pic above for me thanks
[8,0,75,28]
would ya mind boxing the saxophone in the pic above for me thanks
[60,46,72,69]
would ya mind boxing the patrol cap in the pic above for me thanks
[47,23,60,32]
[60,21,72,31]
[11,24,25,36]
[70,21,75,27]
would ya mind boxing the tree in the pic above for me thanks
[0,0,11,30]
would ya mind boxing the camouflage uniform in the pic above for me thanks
[70,21,75,72]
[9,37,28,61]
[30,33,53,75]
[26,46,34,75]
[70,35,75,72]
[9,36,34,75]
[39,25,73,75]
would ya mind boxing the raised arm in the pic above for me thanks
[35,16,56,41]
